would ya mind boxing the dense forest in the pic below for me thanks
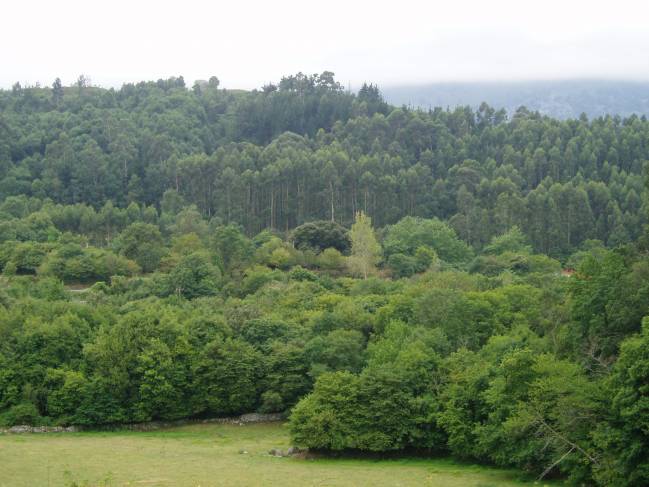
[0,74,648,486]
[2,74,647,256]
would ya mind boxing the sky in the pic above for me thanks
[2,0,649,90]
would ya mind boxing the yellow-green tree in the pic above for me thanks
[348,211,381,279]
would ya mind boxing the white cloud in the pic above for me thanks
[2,0,649,89]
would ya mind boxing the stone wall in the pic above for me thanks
[0,412,284,435]
[0,425,80,434]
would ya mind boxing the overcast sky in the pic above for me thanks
[2,0,649,90]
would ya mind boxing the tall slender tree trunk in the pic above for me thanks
[270,187,275,229]
[285,183,290,232]
[330,180,335,222]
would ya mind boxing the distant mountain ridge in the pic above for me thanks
[381,80,649,119]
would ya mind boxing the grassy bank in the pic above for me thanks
[0,422,556,486]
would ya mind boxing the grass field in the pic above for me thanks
[0,422,556,487]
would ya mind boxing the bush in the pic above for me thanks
[387,253,417,278]
[383,217,473,265]
[259,391,284,413]
[166,251,221,299]
[289,265,318,282]
[239,266,283,296]
[39,246,139,283]
[0,402,42,426]
[318,248,346,272]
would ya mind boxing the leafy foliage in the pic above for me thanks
[0,73,647,486]
[291,221,351,254]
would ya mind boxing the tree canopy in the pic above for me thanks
[0,73,647,486]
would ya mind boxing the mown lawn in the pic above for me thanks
[0,422,556,486]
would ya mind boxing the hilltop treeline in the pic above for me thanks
[0,74,648,485]
[1,74,647,257]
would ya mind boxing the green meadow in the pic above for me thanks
[0,422,554,487]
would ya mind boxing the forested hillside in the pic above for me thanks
[383,80,649,119]
[1,74,646,257]
[0,74,648,486]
